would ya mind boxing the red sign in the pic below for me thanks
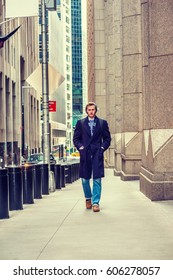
[49,100,56,112]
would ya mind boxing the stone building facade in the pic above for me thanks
[87,0,95,102]
[0,1,40,166]
[87,0,173,200]
[140,0,173,200]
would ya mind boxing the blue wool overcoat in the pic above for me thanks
[73,116,111,179]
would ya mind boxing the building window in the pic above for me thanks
[66,7,70,15]
[67,74,70,81]
[66,64,70,72]
[66,26,70,33]
[66,45,70,53]
[66,54,70,62]
[66,35,70,43]
[66,16,69,24]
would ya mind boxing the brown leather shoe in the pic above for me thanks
[93,204,100,212]
[86,199,92,209]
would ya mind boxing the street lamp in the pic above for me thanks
[41,0,50,167]
[40,0,56,193]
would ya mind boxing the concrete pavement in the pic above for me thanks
[0,168,173,260]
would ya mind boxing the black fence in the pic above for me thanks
[0,160,80,219]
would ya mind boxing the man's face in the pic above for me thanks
[86,105,96,118]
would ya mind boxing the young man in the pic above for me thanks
[73,102,111,212]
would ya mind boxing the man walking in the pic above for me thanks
[73,102,111,212]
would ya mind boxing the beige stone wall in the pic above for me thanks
[113,0,123,174]
[0,4,40,166]
[20,17,40,156]
[140,0,173,200]
[87,0,173,200]
[91,0,143,172]
[104,0,123,170]
[87,0,95,102]
[120,0,143,180]
[94,0,107,120]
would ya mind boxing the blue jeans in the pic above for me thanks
[81,178,102,205]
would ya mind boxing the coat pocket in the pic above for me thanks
[79,148,85,162]
[99,147,104,160]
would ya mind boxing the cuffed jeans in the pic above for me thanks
[81,178,102,205]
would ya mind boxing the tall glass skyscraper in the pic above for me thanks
[71,0,83,126]
[56,0,73,152]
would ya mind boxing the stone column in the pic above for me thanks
[30,95,34,152]
[94,0,113,165]
[36,99,40,150]
[22,86,29,156]
[94,0,106,118]
[113,0,123,175]
[33,97,37,150]
[140,0,173,200]
[12,81,19,165]
[121,0,142,180]
[103,0,123,171]
[0,72,6,167]
[6,77,13,166]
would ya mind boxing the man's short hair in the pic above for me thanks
[85,102,98,113]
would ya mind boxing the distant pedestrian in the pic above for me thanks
[73,102,111,212]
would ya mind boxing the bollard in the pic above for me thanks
[76,162,80,179]
[72,160,79,181]
[74,163,78,181]
[49,171,55,192]
[54,164,61,189]
[8,166,23,210]
[22,165,34,204]
[66,163,72,184]
[50,163,55,173]
[60,164,65,188]
[32,165,36,198]
[71,163,75,182]
[34,165,42,199]
[64,164,69,184]
[0,169,9,219]
[42,163,49,195]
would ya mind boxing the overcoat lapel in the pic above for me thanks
[83,117,91,136]
[92,117,99,137]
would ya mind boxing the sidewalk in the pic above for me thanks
[0,168,173,260]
